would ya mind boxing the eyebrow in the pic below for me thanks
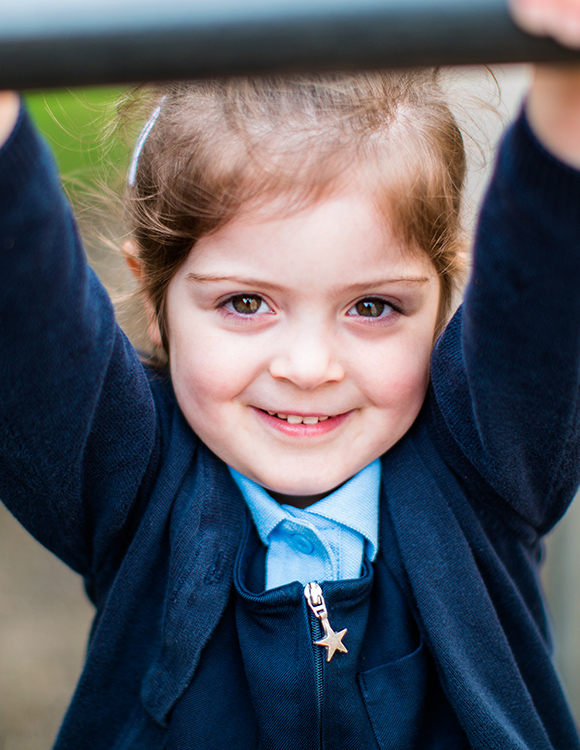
[185,272,431,290]
[341,276,432,292]
[186,273,285,291]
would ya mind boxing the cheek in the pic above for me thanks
[170,354,239,453]
[171,347,235,407]
[168,324,262,414]
[378,366,429,412]
[356,335,433,411]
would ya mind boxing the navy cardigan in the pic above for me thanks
[1,106,580,749]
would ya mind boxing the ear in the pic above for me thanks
[123,239,143,281]
[123,240,164,348]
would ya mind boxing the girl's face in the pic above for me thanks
[163,191,440,506]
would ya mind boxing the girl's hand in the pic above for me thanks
[509,0,580,169]
[0,92,19,148]
[509,0,580,47]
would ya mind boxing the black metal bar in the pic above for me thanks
[1,0,578,90]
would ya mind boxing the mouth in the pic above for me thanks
[253,407,350,436]
[264,411,331,425]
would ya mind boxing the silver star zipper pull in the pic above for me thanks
[304,582,348,662]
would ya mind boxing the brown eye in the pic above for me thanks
[354,299,386,317]
[230,295,264,315]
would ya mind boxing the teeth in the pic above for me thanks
[264,411,333,424]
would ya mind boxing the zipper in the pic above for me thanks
[304,582,348,749]
[304,582,348,662]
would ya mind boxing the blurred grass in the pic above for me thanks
[23,88,137,308]
[25,88,129,188]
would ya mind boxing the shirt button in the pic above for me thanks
[292,534,314,554]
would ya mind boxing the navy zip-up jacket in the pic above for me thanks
[1,105,580,749]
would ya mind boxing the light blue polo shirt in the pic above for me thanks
[229,460,380,590]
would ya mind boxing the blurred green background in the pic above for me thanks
[26,88,128,184]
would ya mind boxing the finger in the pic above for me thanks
[509,0,580,47]
[509,0,552,35]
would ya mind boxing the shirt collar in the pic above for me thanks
[229,459,380,561]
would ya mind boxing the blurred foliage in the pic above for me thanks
[25,88,130,188]
[23,88,136,291]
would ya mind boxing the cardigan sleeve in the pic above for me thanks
[0,105,160,574]
[430,110,580,534]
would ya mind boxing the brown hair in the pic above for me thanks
[122,71,467,363]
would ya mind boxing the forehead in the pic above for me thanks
[185,190,437,287]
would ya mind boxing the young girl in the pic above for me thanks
[2,1,580,747]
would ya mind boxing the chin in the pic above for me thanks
[261,473,351,503]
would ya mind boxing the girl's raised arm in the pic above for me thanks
[510,0,580,168]
[430,2,580,533]
[0,95,161,576]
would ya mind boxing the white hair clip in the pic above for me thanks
[127,96,166,187]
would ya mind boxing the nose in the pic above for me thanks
[268,325,345,390]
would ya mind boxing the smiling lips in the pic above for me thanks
[266,411,331,425]
[256,409,353,436]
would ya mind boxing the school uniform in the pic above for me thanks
[1,104,580,749]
